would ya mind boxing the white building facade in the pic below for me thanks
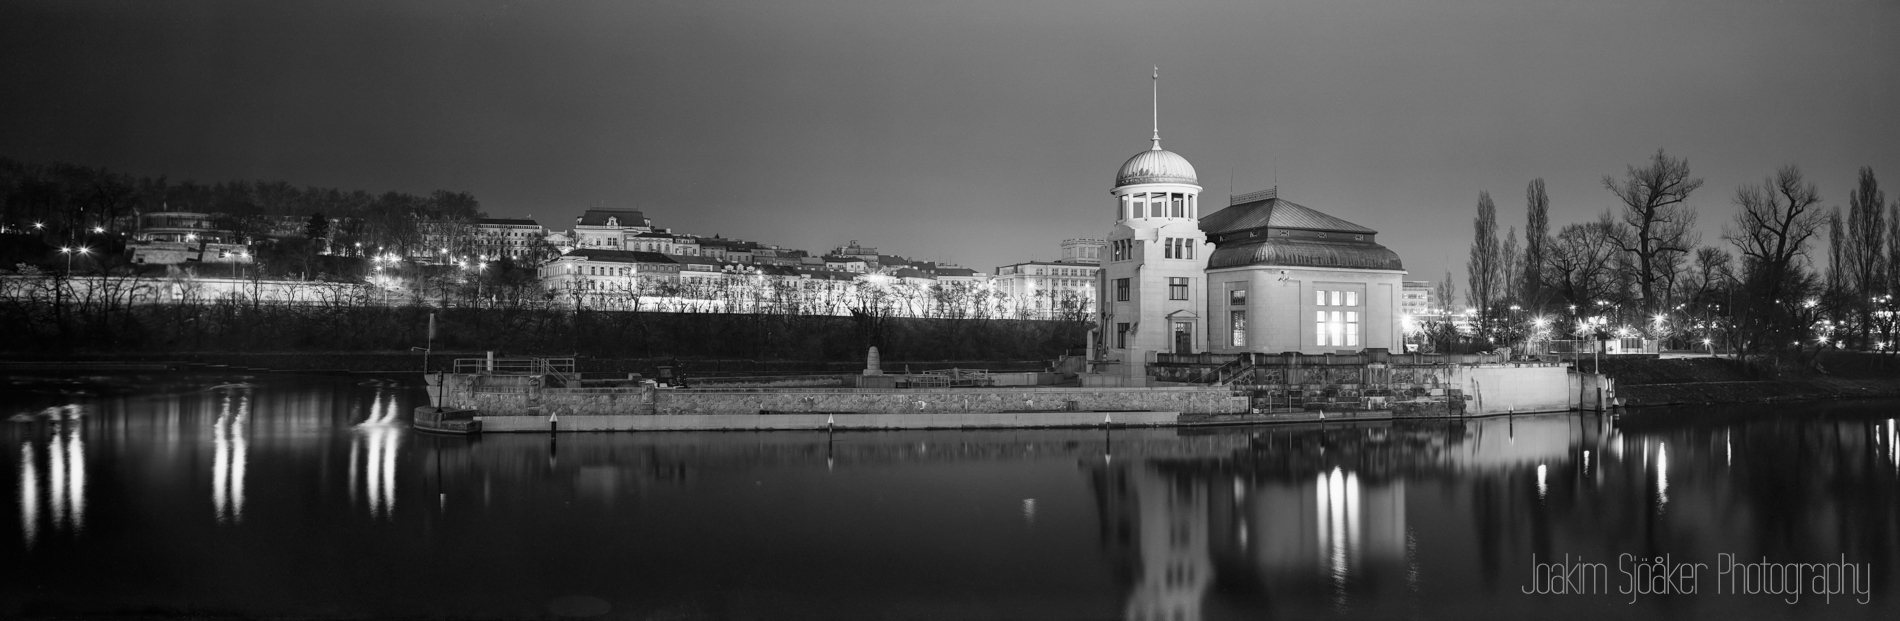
[1095,76,1406,382]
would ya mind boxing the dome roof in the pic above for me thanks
[1116,147,1198,187]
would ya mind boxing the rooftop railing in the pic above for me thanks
[452,357,576,375]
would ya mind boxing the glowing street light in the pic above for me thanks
[59,246,90,273]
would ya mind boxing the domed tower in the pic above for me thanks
[1098,69,1210,382]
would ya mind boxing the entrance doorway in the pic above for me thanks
[1173,322,1193,354]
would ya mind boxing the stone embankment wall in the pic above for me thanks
[654,386,1242,416]
[438,374,1249,418]
[1456,364,1574,414]
[478,410,1182,432]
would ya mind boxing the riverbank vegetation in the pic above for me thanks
[1442,151,1899,370]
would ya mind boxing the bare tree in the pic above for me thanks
[1524,179,1550,308]
[1725,165,1826,353]
[1604,149,1703,315]
[1825,206,1846,298]
[1466,191,1501,315]
[1435,271,1456,315]
[1542,220,1621,312]
[1845,167,1886,348]
[1500,226,1520,307]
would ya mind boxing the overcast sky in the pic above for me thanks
[3,0,1896,281]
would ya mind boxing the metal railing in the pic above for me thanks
[452,357,576,375]
[1547,339,1658,356]
[901,368,992,388]
[1154,351,1509,368]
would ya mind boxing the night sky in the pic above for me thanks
[3,0,1895,282]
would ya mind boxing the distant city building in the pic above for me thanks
[993,260,1099,317]
[539,249,680,304]
[831,240,879,262]
[128,211,251,265]
[1401,280,1432,317]
[629,231,700,256]
[571,209,653,250]
[1059,238,1106,264]
[474,217,547,261]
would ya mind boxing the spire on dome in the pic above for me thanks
[1150,66,1161,150]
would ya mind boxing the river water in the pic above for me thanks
[3,373,1898,620]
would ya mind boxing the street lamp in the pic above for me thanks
[60,246,90,273]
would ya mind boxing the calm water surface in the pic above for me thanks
[3,373,1899,620]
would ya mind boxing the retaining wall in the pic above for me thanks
[477,410,1181,432]
[1457,364,1573,414]
[652,387,1242,416]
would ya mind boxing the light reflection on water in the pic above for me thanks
[2,374,1899,619]
[210,386,249,524]
[16,408,86,548]
[353,391,403,520]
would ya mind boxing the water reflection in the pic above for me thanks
[352,391,402,519]
[5,374,1900,620]
[16,407,87,548]
[210,387,250,524]
[1655,441,1669,513]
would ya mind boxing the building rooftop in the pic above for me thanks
[478,217,542,227]
[1207,238,1404,271]
[575,209,649,227]
[1200,192,1379,236]
[559,249,674,264]
[1115,147,1198,187]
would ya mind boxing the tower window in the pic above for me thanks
[1115,278,1130,302]
[1169,277,1188,300]
[1230,310,1246,347]
[1116,323,1130,348]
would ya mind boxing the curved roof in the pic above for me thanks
[1208,238,1404,271]
[1115,148,1198,187]
[1200,196,1376,235]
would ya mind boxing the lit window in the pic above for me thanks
[1347,291,1358,306]
[1331,291,1342,306]
[1316,311,1327,346]
[1317,290,1327,306]
[1231,310,1246,347]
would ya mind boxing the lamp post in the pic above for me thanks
[60,246,89,274]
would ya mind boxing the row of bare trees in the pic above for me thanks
[1454,149,1899,359]
[1,262,1091,362]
